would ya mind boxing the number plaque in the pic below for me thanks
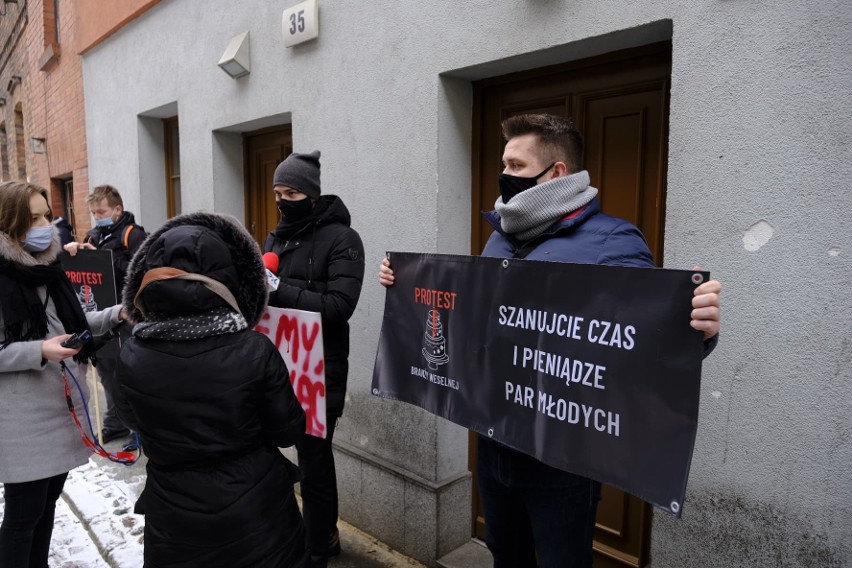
[282,0,319,48]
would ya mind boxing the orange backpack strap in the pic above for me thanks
[123,225,134,249]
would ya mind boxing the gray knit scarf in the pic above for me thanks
[133,306,248,341]
[495,170,598,242]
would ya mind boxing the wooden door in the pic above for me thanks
[471,41,671,568]
[244,126,293,245]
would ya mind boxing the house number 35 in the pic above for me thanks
[289,10,305,34]
[282,0,318,48]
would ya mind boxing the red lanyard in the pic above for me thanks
[61,363,139,465]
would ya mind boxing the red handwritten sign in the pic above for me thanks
[256,307,327,438]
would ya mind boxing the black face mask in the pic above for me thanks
[498,163,555,203]
[277,198,314,220]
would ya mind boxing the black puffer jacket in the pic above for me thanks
[84,210,146,291]
[264,195,364,419]
[117,213,308,568]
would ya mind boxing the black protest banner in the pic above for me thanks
[60,249,119,357]
[372,252,707,515]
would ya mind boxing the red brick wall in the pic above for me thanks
[2,0,157,240]
[0,2,28,185]
[74,0,162,55]
[0,0,90,238]
[27,0,91,237]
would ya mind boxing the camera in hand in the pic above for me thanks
[60,330,93,349]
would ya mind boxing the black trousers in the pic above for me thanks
[95,329,131,433]
[0,472,69,568]
[477,437,601,568]
[296,419,338,558]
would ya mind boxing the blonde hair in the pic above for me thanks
[87,184,124,208]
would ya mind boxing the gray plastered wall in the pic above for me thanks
[82,0,852,565]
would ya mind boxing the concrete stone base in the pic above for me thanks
[332,439,473,567]
[437,540,492,568]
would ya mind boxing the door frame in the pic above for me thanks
[468,41,672,568]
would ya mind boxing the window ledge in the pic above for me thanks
[39,43,61,71]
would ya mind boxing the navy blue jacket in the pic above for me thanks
[482,198,717,354]
[481,199,654,267]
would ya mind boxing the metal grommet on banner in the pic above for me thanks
[501,259,509,269]
[487,428,494,437]
[372,388,379,396]
[670,500,680,514]
[691,272,704,285]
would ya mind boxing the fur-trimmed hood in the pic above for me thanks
[122,212,267,327]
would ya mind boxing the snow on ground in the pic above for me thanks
[49,497,111,568]
[0,457,145,568]
[2,446,429,568]
[62,459,146,567]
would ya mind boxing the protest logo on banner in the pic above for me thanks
[256,306,327,438]
[59,249,119,356]
[372,252,708,515]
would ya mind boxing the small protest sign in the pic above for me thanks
[60,249,119,357]
[256,306,327,438]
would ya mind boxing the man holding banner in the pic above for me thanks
[379,114,721,568]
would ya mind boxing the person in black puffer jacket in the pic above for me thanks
[64,185,148,445]
[264,151,365,567]
[116,212,309,568]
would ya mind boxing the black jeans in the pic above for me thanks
[296,419,338,558]
[0,472,69,568]
[477,436,601,568]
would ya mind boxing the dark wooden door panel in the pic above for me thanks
[245,126,292,245]
[471,42,671,567]
[582,86,667,260]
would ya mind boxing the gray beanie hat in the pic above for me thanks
[272,150,321,199]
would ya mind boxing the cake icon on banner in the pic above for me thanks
[422,309,449,370]
[77,285,98,312]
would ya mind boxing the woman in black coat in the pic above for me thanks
[116,212,308,568]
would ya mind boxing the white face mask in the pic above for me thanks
[22,226,54,252]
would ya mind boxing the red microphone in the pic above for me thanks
[263,252,281,292]
[263,252,280,291]
[263,252,279,273]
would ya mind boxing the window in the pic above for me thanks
[14,105,25,179]
[0,123,9,181]
[52,176,76,238]
[164,117,181,218]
